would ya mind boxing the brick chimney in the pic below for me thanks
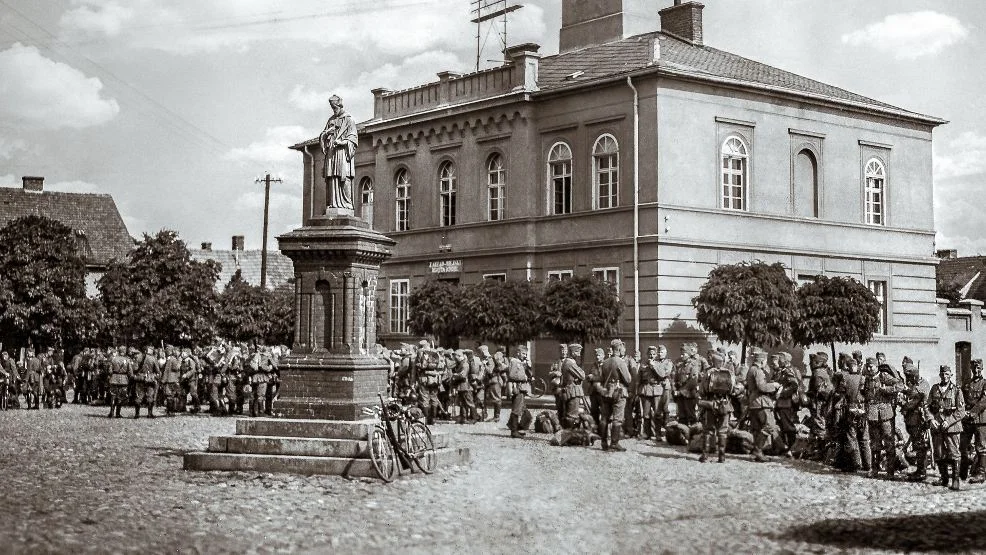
[232,235,245,251]
[505,43,541,91]
[559,0,625,53]
[659,1,705,46]
[200,242,212,251]
[22,176,44,193]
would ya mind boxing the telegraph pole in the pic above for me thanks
[255,171,282,289]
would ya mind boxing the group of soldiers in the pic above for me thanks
[0,343,283,419]
[541,339,986,490]
[386,340,534,437]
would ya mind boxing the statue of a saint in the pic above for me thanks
[319,95,358,213]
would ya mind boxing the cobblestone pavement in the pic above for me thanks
[2,404,986,554]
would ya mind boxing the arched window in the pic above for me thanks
[359,177,373,205]
[721,136,748,211]
[487,153,505,221]
[395,168,410,231]
[794,149,818,218]
[864,158,885,226]
[438,160,456,227]
[593,134,619,209]
[548,142,573,215]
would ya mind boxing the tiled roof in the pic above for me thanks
[190,249,294,291]
[537,32,940,122]
[0,185,133,267]
[938,256,986,302]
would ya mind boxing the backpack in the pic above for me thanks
[708,368,734,396]
[518,408,534,431]
[507,358,528,382]
[535,411,560,434]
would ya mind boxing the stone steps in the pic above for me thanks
[183,417,470,480]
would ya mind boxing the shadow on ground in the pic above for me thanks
[773,510,986,552]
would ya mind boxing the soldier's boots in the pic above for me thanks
[699,435,710,463]
[492,407,501,423]
[108,404,115,418]
[134,405,141,419]
[951,461,962,491]
[717,448,726,463]
[868,453,882,478]
[609,428,626,452]
[960,457,971,481]
[147,405,155,418]
[907,452,927,482]
[752,447,767,463]
[970,455,986,484]
[939,462,950,487]
[115,405,122,418]
[507,414,523,438]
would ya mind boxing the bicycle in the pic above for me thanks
[361,393,437,482]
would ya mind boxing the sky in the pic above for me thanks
[0,0,984,255]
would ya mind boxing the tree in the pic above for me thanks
[541,275,623,346]
[459,279,543,349]
[0,215,91,349]
[216,270,270,343]
[407,279,466,347]
[936,274,963,307]
[692,261,798,362]
[793,275,882,363]
[265,281,295,346]
[99,230,220,347]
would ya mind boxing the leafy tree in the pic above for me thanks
[0,215,92,349]
[216,270,270,343]
[266,281,295,346]
[692,261,798,362]
[408,279,465,347]
[936,274,963,307]
[99,230,220,347]
[541,275,623,346]
[793,275,882,363]
[459,279,543,349]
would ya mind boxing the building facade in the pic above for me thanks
[292,0,947,379]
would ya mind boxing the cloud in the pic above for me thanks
[233,190,301,213]
[0,136,27,160]
[45,180,103,194]
[0,43,119,129]
[225,125,313,165]
[294,50,465,121]
[841,11,969,60]
[58,0,476,56]
[935,131,986,181]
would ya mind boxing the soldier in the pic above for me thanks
[467,349,485,422]
[725,350,747,425]
[418,348,443,425]
[584,347,606,427]
[452,350,476,424]
[624,348,642,438]
[225,347,245,415]
[928,365,965,490]
[900,361,931,481]
[697,351,734,463]
[506,346,533,439]
[807,351,835,457]
[774,352,803,458]
[0,351,13,409]
[560,343,586,428]
[673,343,705,426]
[548,344,568,425]
[107,346,130,418]
[596,339,632,452]
[639,345,673,441]
[181,348,200,414]
[161,346,182,415]
[246,346,269,418]
[835,357,869,472]
[262,347,279,417]
[133,345,162,418]
[746,349,781,462]
[863,356,903,479]
[961,359,986,483]
[23,348,42,410]
[479,345,501,423]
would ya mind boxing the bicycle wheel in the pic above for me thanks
[406,421,437,474]
[530,377,547,399]
[368,425,398,482]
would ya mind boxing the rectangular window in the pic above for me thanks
[592,267,619,290]
[546,270,573,281]
[551,162,572,215]
[483,273,506,282]
[796,273,819,287]
[868,280,888,335]
[389,279,410,334]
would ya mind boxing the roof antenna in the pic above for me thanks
[470,0,523,71]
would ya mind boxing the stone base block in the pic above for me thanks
[183,447,471,478]
[236,418,372,440]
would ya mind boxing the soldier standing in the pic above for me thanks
[133,345,161,418]
[639,345,672,441]
[624,348,642,438]
[901,361,931,481]
[863,356,903,479]
[452,350,476,424]
[180,348,200,414]
[807,351,835,457]
[560,343,586,428]
[107,346,130,418]
[774,352,803,458]
[548,344,568,425]
[23,348,42,410]
[725,350,747,426]
[417,348,442,425]
[467,349,485,421]
[585,347,606,427]
[673,343,705,426]
[746,349,781,462]
[161,346,182,415]
[835,357,869,472]
[597,339,632,452]
[478,345,501,423]
[226,347,245,415]
[961,359,986,483]
[506,346,533,439]
[697,351,734,462]
[928,365,966,490]
[247,346,269,418]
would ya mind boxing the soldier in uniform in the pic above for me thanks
[247,346,269,418]
[585,347,606,427]
[107,346,131,418]
[807,351,835,458]
[225,347,245,415]
[451,350,474,424]
[900,361,931,481]
[673,343,705,426]
[774,352,803,458]
[23,348,43,410]
[623,348,642,438]
[418,348,443,425]
[725,350,747,425]
[746,349,781,462]
[928,365,965,490]
[961,359,986,483]
[478,345,501,423]
[596,339,632,452]
[639,345,673,441]
[863,356,903,479]
[133,345,162,418]
[206,346,228,415]
[835,357,869,472]
[467,349,485,422]
[548,344,568,425]
[180,348,200,414]
[506,346,533,439]
[161,346,183,415]
[560,343,586,428]
[697,351,734,463]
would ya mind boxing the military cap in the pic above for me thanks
[709,352,725,366]
[974,359,984,370]
[594,347,606,357]
[567,343,582,353]
[515,345,529,355]
[852,350,863,359]
[647,345,658,353]
[865,357,877,365]
[876,352,887,359]
[462,349,474,357]
[751,349,767,361]
[477,345,491,357]
[903,363,919,376]
[610,338,624,348]
[418,339,430,348]
[845,357,859,367]
[940,364,953,373]
[779,352,792,363]
[902,356,913,365]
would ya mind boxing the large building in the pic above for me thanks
[292,1,948,377]
[190,235,294,291]
[0,176,133,296]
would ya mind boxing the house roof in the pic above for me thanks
[536,32,943,124]
[938,256,986,302]
[0,185,133,267]
[189,249,294,291]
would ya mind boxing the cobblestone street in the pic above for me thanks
[2,404,986,554]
